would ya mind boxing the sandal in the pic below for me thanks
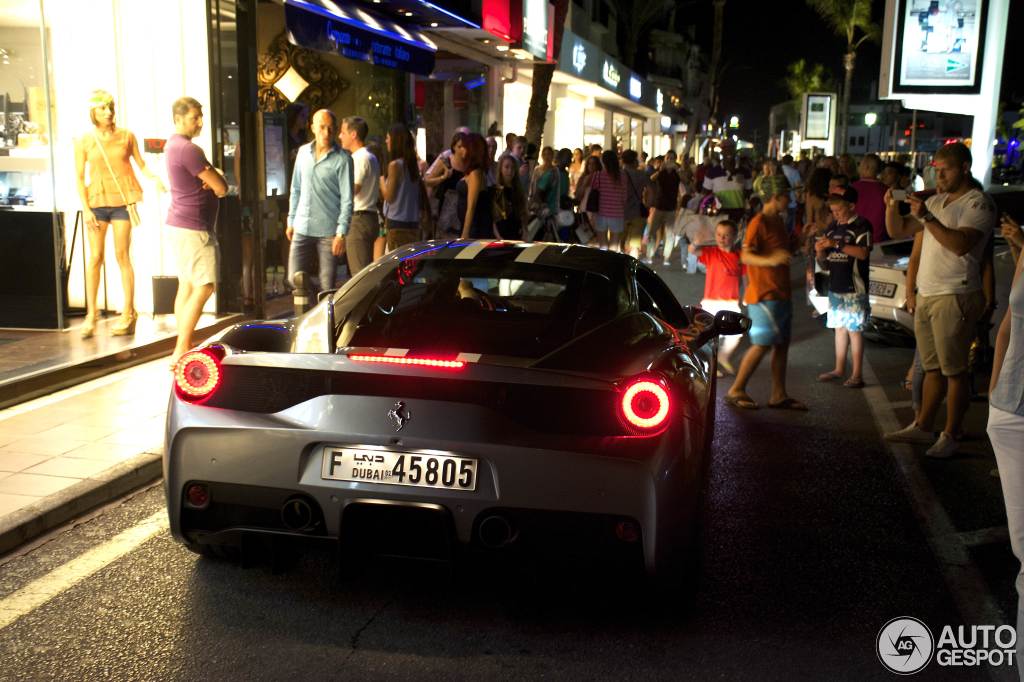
[724,393,759,410]
[844,378,865,389]
[767,397,809,411]
[817,371,842,382]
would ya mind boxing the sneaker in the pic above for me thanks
[883,422,933,444]
[662,260,671,266]
[925,432,959,459]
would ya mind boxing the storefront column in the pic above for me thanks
[487,65,503,136]
[604,110,614,151]
[443,82,457,139]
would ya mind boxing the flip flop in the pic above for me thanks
[844,379,865,389]
[724,394,759,410]
[767,397,809,411]
[817,371,842,382]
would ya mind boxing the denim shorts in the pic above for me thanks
[747,299,793,346]
[91,206,130,223]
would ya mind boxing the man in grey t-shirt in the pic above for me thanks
[620,150,653,258]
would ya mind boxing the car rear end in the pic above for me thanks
[867,238,914,343]
[164,243,708,574]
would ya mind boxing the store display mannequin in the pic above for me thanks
[74,90,166,338]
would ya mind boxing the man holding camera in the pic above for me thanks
[884,142,996,458]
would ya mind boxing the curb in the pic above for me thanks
[0,451,163,556]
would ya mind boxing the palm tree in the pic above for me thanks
[806,0,879,153]
[524,0,570,148]
[616,0,675,69]
[783,59,835,101]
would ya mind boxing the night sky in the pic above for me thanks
[681,0,1024,144]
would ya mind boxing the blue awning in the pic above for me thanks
[284,0,437,76]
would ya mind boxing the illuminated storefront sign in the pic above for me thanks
[628,75,642,100]
[285,0,437,76]
[572,41,587,73]
[656,88,664,113]
[602,61,621,87]
[522,0,549,60]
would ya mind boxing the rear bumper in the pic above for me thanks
[164,395,701,571]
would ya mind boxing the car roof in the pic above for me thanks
[385,240,634,280]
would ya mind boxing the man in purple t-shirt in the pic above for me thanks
[165,97,227,363]
[851,153,889,245]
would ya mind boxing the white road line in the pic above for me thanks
[861,356,1014,682]
[0,510,168,631]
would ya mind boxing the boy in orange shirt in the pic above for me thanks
[724,185,807,411]
[689,220,744,374]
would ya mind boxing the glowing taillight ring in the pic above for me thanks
[621,381,670,429]
[174,351,221,399]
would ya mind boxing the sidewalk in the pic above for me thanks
[0,359,170,555]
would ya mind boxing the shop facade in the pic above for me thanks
[0,0,212,329]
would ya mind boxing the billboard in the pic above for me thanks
[801,93,835,142]
[891,0,988,93]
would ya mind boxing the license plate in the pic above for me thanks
[869,281,897,298]
[321,447,478,491]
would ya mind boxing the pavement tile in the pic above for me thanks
[0,437,91,457]
[63,442,149,463]
[25,456,115,479]
[36,423,118,442]
[0,473,79,496]
[0,452,51,473]
[0,415,69,436]
[62,413,152,431]
[98,430,163,450]
[0,493,39,516]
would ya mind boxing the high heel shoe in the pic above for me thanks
[110,311,137,336]
[80,315,97,339]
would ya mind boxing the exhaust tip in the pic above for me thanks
[478,515,516,549]
[281,496,316,532]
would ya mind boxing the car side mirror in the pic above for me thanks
[714,310,751,336]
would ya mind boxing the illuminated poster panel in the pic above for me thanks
[892,0,988,93]
[802,93,833,141]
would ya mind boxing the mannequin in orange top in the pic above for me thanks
[75,90,166,338]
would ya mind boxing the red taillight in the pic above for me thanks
[348,354,465,369]
[185,483,210,508]
[174,349,223,402]
[619,378,671,432]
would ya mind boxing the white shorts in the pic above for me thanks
[166,225,218,288]
[700,299,741,317]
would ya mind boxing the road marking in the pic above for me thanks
[861,356,1014,682]
[0,510,167,630]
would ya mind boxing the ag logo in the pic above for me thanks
[877,617,934,675]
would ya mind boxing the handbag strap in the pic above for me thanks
[92,131,132,206]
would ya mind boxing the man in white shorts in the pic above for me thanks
[165,97,227,363]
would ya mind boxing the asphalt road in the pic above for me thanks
[0,256,1007,681]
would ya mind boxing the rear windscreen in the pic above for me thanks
[333,258,629,358]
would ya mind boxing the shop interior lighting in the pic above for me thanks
[495,45,509,52]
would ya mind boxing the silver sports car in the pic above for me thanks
[164,240,747,589]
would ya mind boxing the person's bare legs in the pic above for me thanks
[832,327,849,376]
[84,221,109,329]
[945,372,970,437]
[111,220,134,320]
[849,330,864,382]
[727,344,769,401]
[769,341,790,404]
[916,369,948,432]
[172,281,215,362]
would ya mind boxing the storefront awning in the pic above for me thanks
[285,0,437,76]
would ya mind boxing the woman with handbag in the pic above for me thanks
[75,90,166,338]
[575,155,603,247]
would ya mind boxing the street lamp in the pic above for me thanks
[729,115,740,128]
[864,112,878,152]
